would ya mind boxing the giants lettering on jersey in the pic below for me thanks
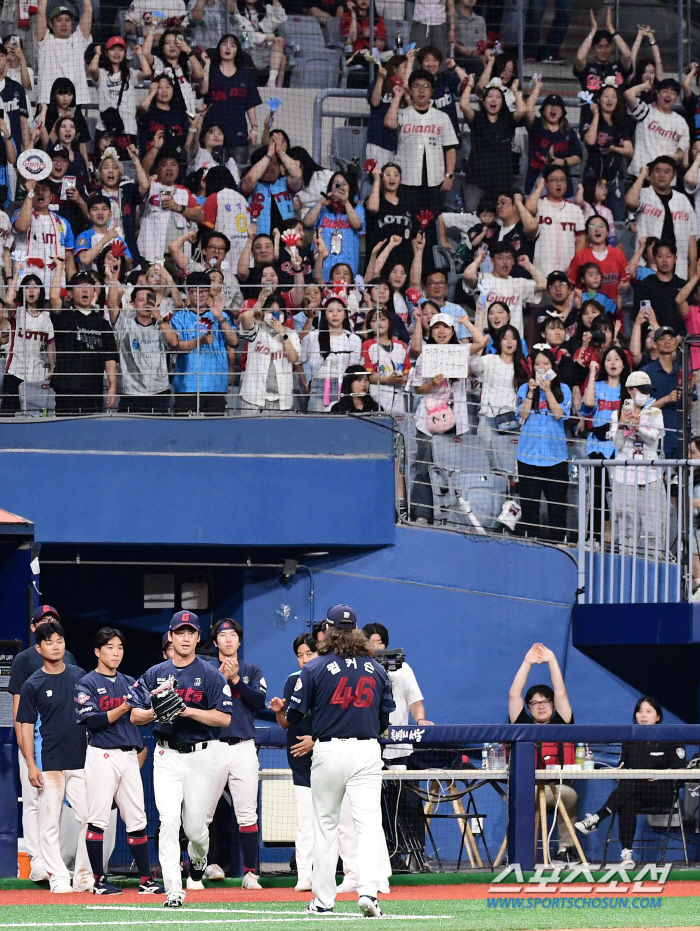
[539,216,579,230]
[254,343,287,361]
[175,687,204,703]
[641,203,691,223]
[402,124,443,135]
[647,120,682,143]
[99,695,125,711]
[484,290,518,307]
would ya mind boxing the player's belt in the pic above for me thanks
[318,737,372,743]
[157,740,211,753]
[220,737,245,745]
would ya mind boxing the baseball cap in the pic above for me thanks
[161,632,171,650]
[51,144,70,160]
[541,93,566,113]
[49,5,75,19]
[105,36,127,49]
[547,271,569,287]
[626,371,652,388]
[429,312,455,329]
[654,326,677,341]
[325,604,357,629]
[32,604,60,623]
[169,610,200,632]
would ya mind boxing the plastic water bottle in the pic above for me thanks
[575,743,585,769]
[396,30,403,51]
[487,743,497,769]
[482,744,490,769]
[493,743,506,770]
[584,744,595,770]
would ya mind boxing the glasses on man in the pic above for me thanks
[528,698,553,708]
[412,82,432,90]
[589,224,607,231]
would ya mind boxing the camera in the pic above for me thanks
[374,648,405,672]
[590,329,607,349]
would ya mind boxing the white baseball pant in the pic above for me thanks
[206,739,259,826]
[310,738,383,910]
[84,745,147,832]
[38,769,92,892]
[60,804,117,874]
[293,785,313,883]
[153,742,217,895]
[18,750,45,876]
[338,791,392,889]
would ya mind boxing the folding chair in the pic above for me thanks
[601,783,689,867]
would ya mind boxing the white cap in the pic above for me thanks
[429,312,455,329]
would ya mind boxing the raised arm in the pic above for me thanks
[606,5,632,70]
[574,8,599,73]
[525,77,543,127]
[514,191,539,238]
[383,82,404,130]
[677,260,700,317]
[35,0,48,42]
[524,176,545,216]
[539,644,573,721]
[409,231,425,290]
[458,73,476,122]
[79,0,93,41]
[625,163,649,211]
[508,644,544,722]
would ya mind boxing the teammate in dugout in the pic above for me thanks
[287,604,395,918]
[74,627,164,896]
[128,611,232,908]
[203,618,267,890]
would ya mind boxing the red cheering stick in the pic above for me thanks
[417,210,434,230]
[389,76,403,88]
[363,158,377,174]
[406,287,422,305]
[280,229,301,262]
[248,202,263,220]
[110,239,127,258]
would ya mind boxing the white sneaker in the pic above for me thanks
[358,896,383,918]
[163,892,185,908]
[620,848,635,869]
[205,863,225,881]
[295,875,313,892]
[242,872,262,890]
[575,812,600,834]
[186,877,205,890]
[336,879,358,893]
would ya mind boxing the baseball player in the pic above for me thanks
[16,620,92,894]
[287,605,395,918]
[8,605,78,883]
[204,618,267,889]
[74,627,164,896]
[128,611,232,908]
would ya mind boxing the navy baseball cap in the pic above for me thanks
[32,604,60,623]
[325,604,357,629]
[169,610,200,631]
[161,632,171,650]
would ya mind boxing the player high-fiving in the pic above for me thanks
[287,604,395,918]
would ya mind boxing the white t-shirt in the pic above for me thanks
[534,198,585,279]
[395,106,459,187]
[97,68,140,136]
[476,273,539,337]
[634,187,698,280]
[362,337,411,414]
[37,28,91,106]
[469,353,518,418]
[188,147,241,186]
[137,181,197,263]
[299,329,362,383]
[384,661,425,761]
[201,188,250,272]
[684,173,700,241]
[113,310,170,396]
[5,307,54,383]
[413,0,447,25]
[628,100,690,178]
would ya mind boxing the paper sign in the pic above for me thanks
[421,345,470,380]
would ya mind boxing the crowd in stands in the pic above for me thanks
[1,0,700,547]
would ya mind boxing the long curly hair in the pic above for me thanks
[318,627,375,659]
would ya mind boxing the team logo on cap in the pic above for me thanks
[182,612,190,622]
[344,611,350,619]
[76,692,90,705]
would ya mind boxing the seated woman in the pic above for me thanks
[331,365,380,414]
[575,696,686,869]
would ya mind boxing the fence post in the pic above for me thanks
[517,0,525,89]
[678,0,684,85]
[508,740,535,871]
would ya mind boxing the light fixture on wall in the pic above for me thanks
[281,559,298,583]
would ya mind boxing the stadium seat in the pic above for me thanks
[278,16,327,57]
[325,16,342,49]
[331,125,368,171]
[429,435,508,531]
[384,19,412,53]
[289,49,346,89]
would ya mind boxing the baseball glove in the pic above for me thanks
[150,676,186,723]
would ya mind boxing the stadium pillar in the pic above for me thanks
[507,741,535,871]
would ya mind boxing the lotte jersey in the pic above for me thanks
[290,651,395,741]
[203,656,266,740]
[74,669,145,751]
[127,656,232,745]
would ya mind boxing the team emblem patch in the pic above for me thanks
[223,685,232,696]
[243,676,249,684]
[677,747,686,758]
[294,678,303,691]
[159,750,164,755]
[76,692,90,705]
[104,753,109,759]
[194,678,201,686]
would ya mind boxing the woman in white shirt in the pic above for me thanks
[88,36,151,152]
[239,290,300,410]
[299,297,362,412]
[361,307,410,414]
[470,323,531,476]
[187,123,241,185]
[289,146,334,221]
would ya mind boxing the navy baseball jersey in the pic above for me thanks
[289,652,395,740]
[283,670,312,787]
[17,664,88,771]
[9,645,78,695]
[204,656,266,740]
[127,656,232,745]
[74,670,145,751]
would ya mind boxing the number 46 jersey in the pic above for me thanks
[289,651,395,741]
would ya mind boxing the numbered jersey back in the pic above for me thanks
[290,651,395,741]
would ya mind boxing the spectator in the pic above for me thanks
[524,0,572,65]
[409,0,454,58]
[642,326,683,458]
[463,241,546,336]
[526,169,586,279]
[571,263,617,317]
[508,642,578,866]
[35,0,93,107]
[524,81,582,199]
[304,171,365,281]
[188,0,232,49]
[567,216,630,310]
[241,139,303,238]
[137,152,204,265]
[574,178,616,239]
[573,7,632,93]
[231,0,287,88]
[238,290,301,410]
[364,162,413,274]
[361,307,411,413]
[289,146,334,221]
[516,349,572,542]
[416,45,466,139]
[624,79,689,180]
[575,696,684,870]
[74,194,132,271]
[0,273,54,415]
[494,190,539,269]
[137,77,189,173]
[0,42,30,171]
[201,35,262,161]
[537,271,576,341]
[628,25,664,101]
[95,146,148,270]
[633,240,687,333]
[37,77,90,163]
[480,301,528,357]
[307,1,345,30]
[384,70,459,248]
[676,260,700,374]
[170,228,244,310]
[299,297,362,411]
[198,166,251,273]
[627,159,697,280]
[169,271,238,414]
[12,178,76,296]
[452,0,486,73]
[580,83,632,224]
[125,0,188,38]
[50,269,118,415]
[331,365,380,414]
[629,235,659,284]
[684,143,700,233]
[341,0,385,57]
[145,28,204,116]
[106,282,177,414]
[461,74,526,212]
[408,246,472,350]
[89,37,149,155]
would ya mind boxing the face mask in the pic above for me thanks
[634,392,650,407]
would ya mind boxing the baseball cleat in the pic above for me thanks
[163,892,185,908]
[358,896,383,918]
[575,812,600,834]
[306,899,334,915]
[139,879,166,894]
[242,871,262,890]
[93,877,122,895]
[186,877,205,890]
[205,863,226,881]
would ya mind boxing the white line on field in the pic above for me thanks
[0,916,449,927]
